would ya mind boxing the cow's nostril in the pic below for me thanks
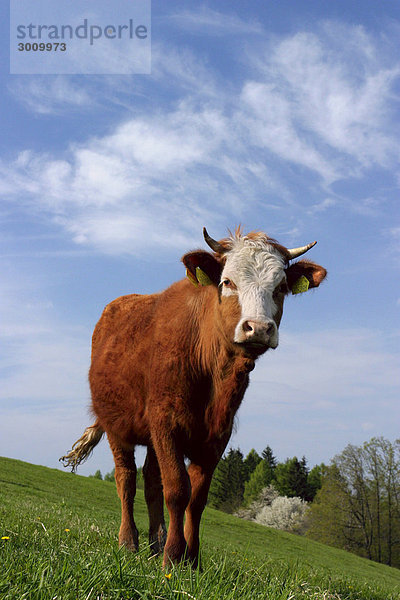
[243,321,253,333]
[266,322,274,335]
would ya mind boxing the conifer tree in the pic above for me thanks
[243,446,277,506]
[274,456,309,500]
[243,449,262,481]
[208,448,246,512]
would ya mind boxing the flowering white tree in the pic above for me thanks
[254,495,309,533]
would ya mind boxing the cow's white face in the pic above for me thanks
[220,237,287,351]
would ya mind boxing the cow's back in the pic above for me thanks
[90,293,160,446]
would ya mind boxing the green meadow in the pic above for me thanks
[1,456,400,599]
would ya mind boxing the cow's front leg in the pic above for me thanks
[184,462,215,567]
[151,433,191,566]
[184,440,229,568]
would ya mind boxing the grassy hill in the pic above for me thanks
[1,456,400,599]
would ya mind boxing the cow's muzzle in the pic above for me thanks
[235,319,278,353]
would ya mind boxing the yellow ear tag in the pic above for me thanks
[186,269,199,287]
[292,275,310,295]
[195,267,213,286]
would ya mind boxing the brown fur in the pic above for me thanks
[61,232,326,567]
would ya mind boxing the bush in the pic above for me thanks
[255,496,309,533]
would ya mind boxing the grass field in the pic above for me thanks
[1,456,400,599]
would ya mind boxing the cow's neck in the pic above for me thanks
[194,286,255,438]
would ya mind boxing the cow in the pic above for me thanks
[60,226,326,567]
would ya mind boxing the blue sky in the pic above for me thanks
[1,1,399,476]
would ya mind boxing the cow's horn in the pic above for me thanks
[203,227,226,254]
[287,241,317,259]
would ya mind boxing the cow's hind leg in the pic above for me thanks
[108,436,139,550]
[143,445,167,555]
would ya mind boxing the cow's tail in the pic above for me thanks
[59,421,104,472]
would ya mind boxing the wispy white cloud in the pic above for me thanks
[240,81,338,182]
[9,77,94,115]
[150,43,222,101]
[164,6,263,36]
[246,23,400,178]
[307,197,337,215]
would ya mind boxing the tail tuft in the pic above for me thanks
[59,422,104,472]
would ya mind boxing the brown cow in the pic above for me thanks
[61,227,326,567]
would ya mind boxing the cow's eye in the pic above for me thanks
[219,278,236,291]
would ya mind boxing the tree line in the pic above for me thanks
[207,446,323,512]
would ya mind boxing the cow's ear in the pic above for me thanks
[182,250,222,287]
[286,260,327,295]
